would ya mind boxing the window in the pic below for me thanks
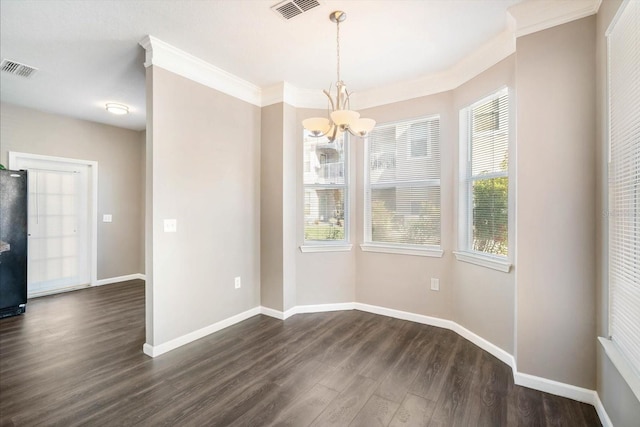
[409,121,430,158]
[456,88,510,271]
[362,116,442,256]
[601,0,640,396]
[302,131,348,247]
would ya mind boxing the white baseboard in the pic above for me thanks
[354,302,453,330]
[514,371,597,404]
[593,392,613,427]
[143,306,261,357]
[28,283,91,298]
[260,306,285,320]
[94,273,145,286]
[260,302,356,320]
[295,302,355,316]
[353,303,516,370]
[450,322,516,370]
[139,298,611,427]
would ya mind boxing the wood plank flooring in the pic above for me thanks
[0,280,601,426]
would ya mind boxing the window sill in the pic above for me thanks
[453,251,512,272]
[360,243,444,258]
[299,244,353,253]
[598,337,640,402]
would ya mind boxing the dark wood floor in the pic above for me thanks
[0,280,600,426]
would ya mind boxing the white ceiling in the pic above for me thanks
[0,0,523,131]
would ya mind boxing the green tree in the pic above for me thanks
[472,177,508,255]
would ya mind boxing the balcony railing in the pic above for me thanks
[303,162,345,184]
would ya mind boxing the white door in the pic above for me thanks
[10,155,93,296]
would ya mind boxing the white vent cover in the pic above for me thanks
[0,59,38,78]
[271,0,320,20]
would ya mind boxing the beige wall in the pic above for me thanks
[451,55,516,355]
[595,0,640,425]
[0,102,144,280]
[356,92,455,321]
[515,16,597,389]
[147,66,260,346]
[139,130,146,274]
[282,103,298,311]
[351,57,517,355]
[260,103,284,311]
[295,108,356,306]
[260,102,298,312]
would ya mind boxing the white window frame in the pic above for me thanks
[598,0,640,402]
[361,115,443,258]
[300,131,352,253]
[454,87,512,272]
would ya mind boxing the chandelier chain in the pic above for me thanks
[336,19,340,83]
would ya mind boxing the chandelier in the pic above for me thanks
[302,11,376,142]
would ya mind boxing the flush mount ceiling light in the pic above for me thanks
[105,103,129,115]
[302,11,376,142]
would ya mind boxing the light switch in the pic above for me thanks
[103,214,112,223]
[164,219,177,233]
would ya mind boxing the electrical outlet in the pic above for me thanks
[102,214,112,223]
[163,219,177,233]
[430,278,440,291]
[234,276,241,289]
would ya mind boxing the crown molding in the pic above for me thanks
[138,35,262,107]
[278,29,515,112]
[507,0,602,38]
[261,82,327,109]
[350,29,515,110]
[138,0,601,111]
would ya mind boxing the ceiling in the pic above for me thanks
[0,0,523,131]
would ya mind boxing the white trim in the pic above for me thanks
[94,273,146,287]
[30,274,145,297]
[8,151,99,289]
[260,303,356,320]
[353,303,515,368]
[260,306,285,320]
[262,31,513,110]
[350,30,515,110]
[605,0,630,37]
[296,302,355,315]
[139,35,262,107]
[360,243,444,258]
[593,392,613,427]
[261,82,327,109]
[142,306,261,357]
[138,0,601,112]
[137,299,609,426]
[299,244,353,253]
[507,0,602,38]
[354,302,452,330]
[450,322,516,370]
[453,251,512,272]
[598,336,640,402]
[28,283,90,298]
[513,372,598,405]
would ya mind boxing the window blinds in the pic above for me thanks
[608,0,640,378]
[465,88,509,256]
[365,116,441,247]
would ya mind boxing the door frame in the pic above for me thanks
[9,151,99,287]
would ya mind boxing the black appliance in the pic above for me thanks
[0,169,28,318]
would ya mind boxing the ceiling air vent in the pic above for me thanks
[271,0,320,20]
[0,59,38,78]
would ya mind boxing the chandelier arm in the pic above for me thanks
[323,89,336,113]
[344,89,352,110]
